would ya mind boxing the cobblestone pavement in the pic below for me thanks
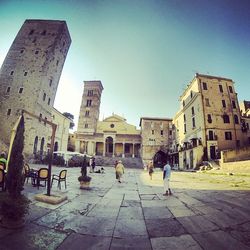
[0,165,250,250]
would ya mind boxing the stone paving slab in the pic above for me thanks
[192,230,250,250]
[57,233,112,250]
[143,206,173,220]
[110,236,152,250]
[117,206,144,220]
[86,204,120,218]
[177,215,219,234]
[167,205,196,217]
[145,218,187,238]
[0,223,68,250]
[151,235,202,250]
[113,218,148,238]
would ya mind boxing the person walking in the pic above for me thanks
[81,155,88,177]
[163,161,172,196]
[148,160,154,180]
[0,152,7,170]
[115,160,125,183]
[114,160,118,180]
[91,157,96,172]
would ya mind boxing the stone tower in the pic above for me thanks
[77,81,103,135]
[0,19,71,157]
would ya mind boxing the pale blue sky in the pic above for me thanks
[0,0,250,129]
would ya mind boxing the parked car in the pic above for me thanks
[53,151,91,167]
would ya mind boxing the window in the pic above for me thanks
[49,79,52,86]
[48,98,51,105]
[182,100,185,107]
[205,98,210,106]
[160,130,163,136]
[43,93,46,101]
[232,100,236,109]
[56,60,59,66]
[41,30,46,35]
[228,86,233,93]
[222,100,226,108]
[110,124,115,128]
[191,107,195,115]
[183,114,186,122]
[184,124,187,133]
[223,114,230,123]
[19,87,23,93]
[24,72,27,76]
[234,115,239,124]
[29,29,34,35]
[20,49,24,54]
[219,84,223,93]
[35,50,39,54]
[169,130,172,136]
[207,114,212,123]
[86,100,92,107]
[202,82,207,90]
[84,123,88,128]
[10,71,14,75]
[6,87,11,93]
[225,131,232,140]
[190,91,193,98]
[125,144,130,153]
[7,109,11,116]
[152,130,154,135]
[85,110,89,117]
[192,117,196,128]
[87,90,93,96]
[208,130,214,140]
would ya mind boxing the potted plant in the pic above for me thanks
[78,175,92,189]
[0,115,30,228]
[78,155,91,189]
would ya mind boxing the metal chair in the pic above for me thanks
[23,163,37,184]
[51,170,67,189]
[37,168,48,189]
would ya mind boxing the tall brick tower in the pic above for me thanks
[77,81,103,134]
[0,19,71,156]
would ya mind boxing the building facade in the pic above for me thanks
[140,117,172,167]
[170,73,247,169]
[0,19,71,158]
[51,108,71,152]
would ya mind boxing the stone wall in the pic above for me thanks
[221,146,250,163]
[220,160,250,173]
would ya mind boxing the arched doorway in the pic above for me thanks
[153,150,168,168]
[54,141,58,152]
[105,136,113,156]
[33,136,38,155]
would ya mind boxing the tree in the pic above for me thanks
[6,115,25,197]
[63,112,75,130]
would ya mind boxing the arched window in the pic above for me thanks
[40,137,45,156]
[234,115,239,124]
[33,136,38,154]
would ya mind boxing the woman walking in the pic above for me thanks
[148,160,154,180]
[115,160,125,183]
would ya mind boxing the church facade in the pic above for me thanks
[75,81,172,166]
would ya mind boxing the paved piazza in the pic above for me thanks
[1,165,250,250]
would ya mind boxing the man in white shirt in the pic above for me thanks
[163,161,172,196]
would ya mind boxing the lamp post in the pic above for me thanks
[22,110,57,196]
